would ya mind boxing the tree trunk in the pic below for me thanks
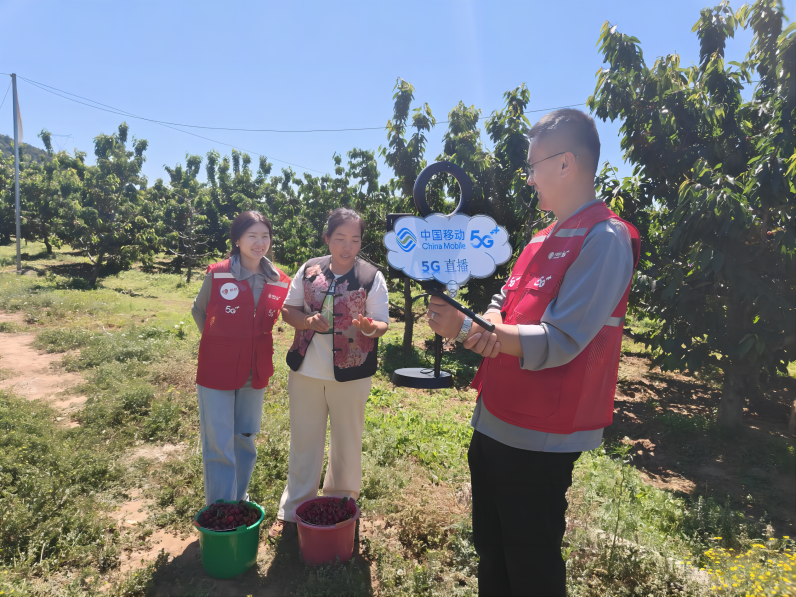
[42,225,52,255]
[717,359,756,432]
[90,253,104,287]
[402,278,414,353]
[186,204,193,283]
[186,252,193,283]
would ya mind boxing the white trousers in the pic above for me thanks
[277,371,371,522]
[197,377,264,507]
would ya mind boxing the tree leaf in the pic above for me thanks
[711,251,724,273]
[699,247,712,271]
[738,335,755,359]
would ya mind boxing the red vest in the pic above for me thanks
[471,202,641,433]
[196,259,291,390]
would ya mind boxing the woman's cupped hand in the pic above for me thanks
[304,312,331,333]
[351,314,377,335]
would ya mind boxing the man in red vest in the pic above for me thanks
[428,109,640,596]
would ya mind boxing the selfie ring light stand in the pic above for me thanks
[390,161,496,390]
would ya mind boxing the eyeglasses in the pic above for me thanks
[525,151,576,181]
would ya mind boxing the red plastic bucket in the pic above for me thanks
[293,497,360,566]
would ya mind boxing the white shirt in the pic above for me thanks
[284,262,389,381]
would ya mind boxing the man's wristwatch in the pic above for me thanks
[455,316,473,343]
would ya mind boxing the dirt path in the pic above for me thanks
[0,310,306,594]
[0,312,201,585]
[0,312,85,425]
[110,486,200,577]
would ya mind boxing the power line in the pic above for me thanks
[14,74,589,178]
[10,70,770,180]
[19,75,587,133]
[18,76,327,174]
[0,81,10,113]
[21,75,385,134]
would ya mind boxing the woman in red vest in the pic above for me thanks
[191,211,291,506]
[268,208,389,538]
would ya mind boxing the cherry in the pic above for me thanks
[197,501,259,532]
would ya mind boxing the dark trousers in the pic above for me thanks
[468,430,580,597]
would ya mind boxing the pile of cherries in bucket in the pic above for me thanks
[298,497,354,526]
[197,500,259,532]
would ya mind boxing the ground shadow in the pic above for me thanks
[18,249,56,261]
[45,261,101,280]
[150,536,276,597]
[379,332,482,389]
[379,340,428,376]
[607,354,795,535]
[149,521,374,597]
[263,520,374,597]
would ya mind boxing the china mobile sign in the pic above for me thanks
[384,213,511,288]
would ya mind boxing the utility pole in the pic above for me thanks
[12,74,21,274]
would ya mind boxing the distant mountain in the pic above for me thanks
[0,134,51,166]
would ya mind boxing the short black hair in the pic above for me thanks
[527,109,600,175]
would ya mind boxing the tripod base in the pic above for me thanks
[392,367,453,389]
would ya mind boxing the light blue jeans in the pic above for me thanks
[197,377,265,506]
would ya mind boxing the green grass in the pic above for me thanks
[0,246,793,596]
[0,391,122,576]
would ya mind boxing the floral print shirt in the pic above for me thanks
[284,259,389,381]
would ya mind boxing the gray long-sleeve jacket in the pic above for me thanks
[471,199,633,452]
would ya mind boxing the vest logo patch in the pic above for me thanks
[225,305,240,314]
[548,251,570,260]
[220,282,240,300]
[534,276,553,288]
[506,275,522,289]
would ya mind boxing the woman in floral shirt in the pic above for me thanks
[269,208,389,538]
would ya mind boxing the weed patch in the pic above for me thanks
[0,391,121,576]
[656,411,718,438]
[700,538,796,596]
[298,559,371,597]
[0,321,22,333]
[61,326,176,371]
[112,549,169,597]
[364,409,472,478]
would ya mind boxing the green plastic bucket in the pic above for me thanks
[193,499,265,579]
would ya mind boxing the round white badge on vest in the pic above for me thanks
[220,282,239,300]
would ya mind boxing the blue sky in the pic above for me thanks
[1,0,788,187]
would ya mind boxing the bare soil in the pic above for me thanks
[608,341,796,535]
[0,312,85,426]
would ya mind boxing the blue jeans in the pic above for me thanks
[197,377,265,506]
